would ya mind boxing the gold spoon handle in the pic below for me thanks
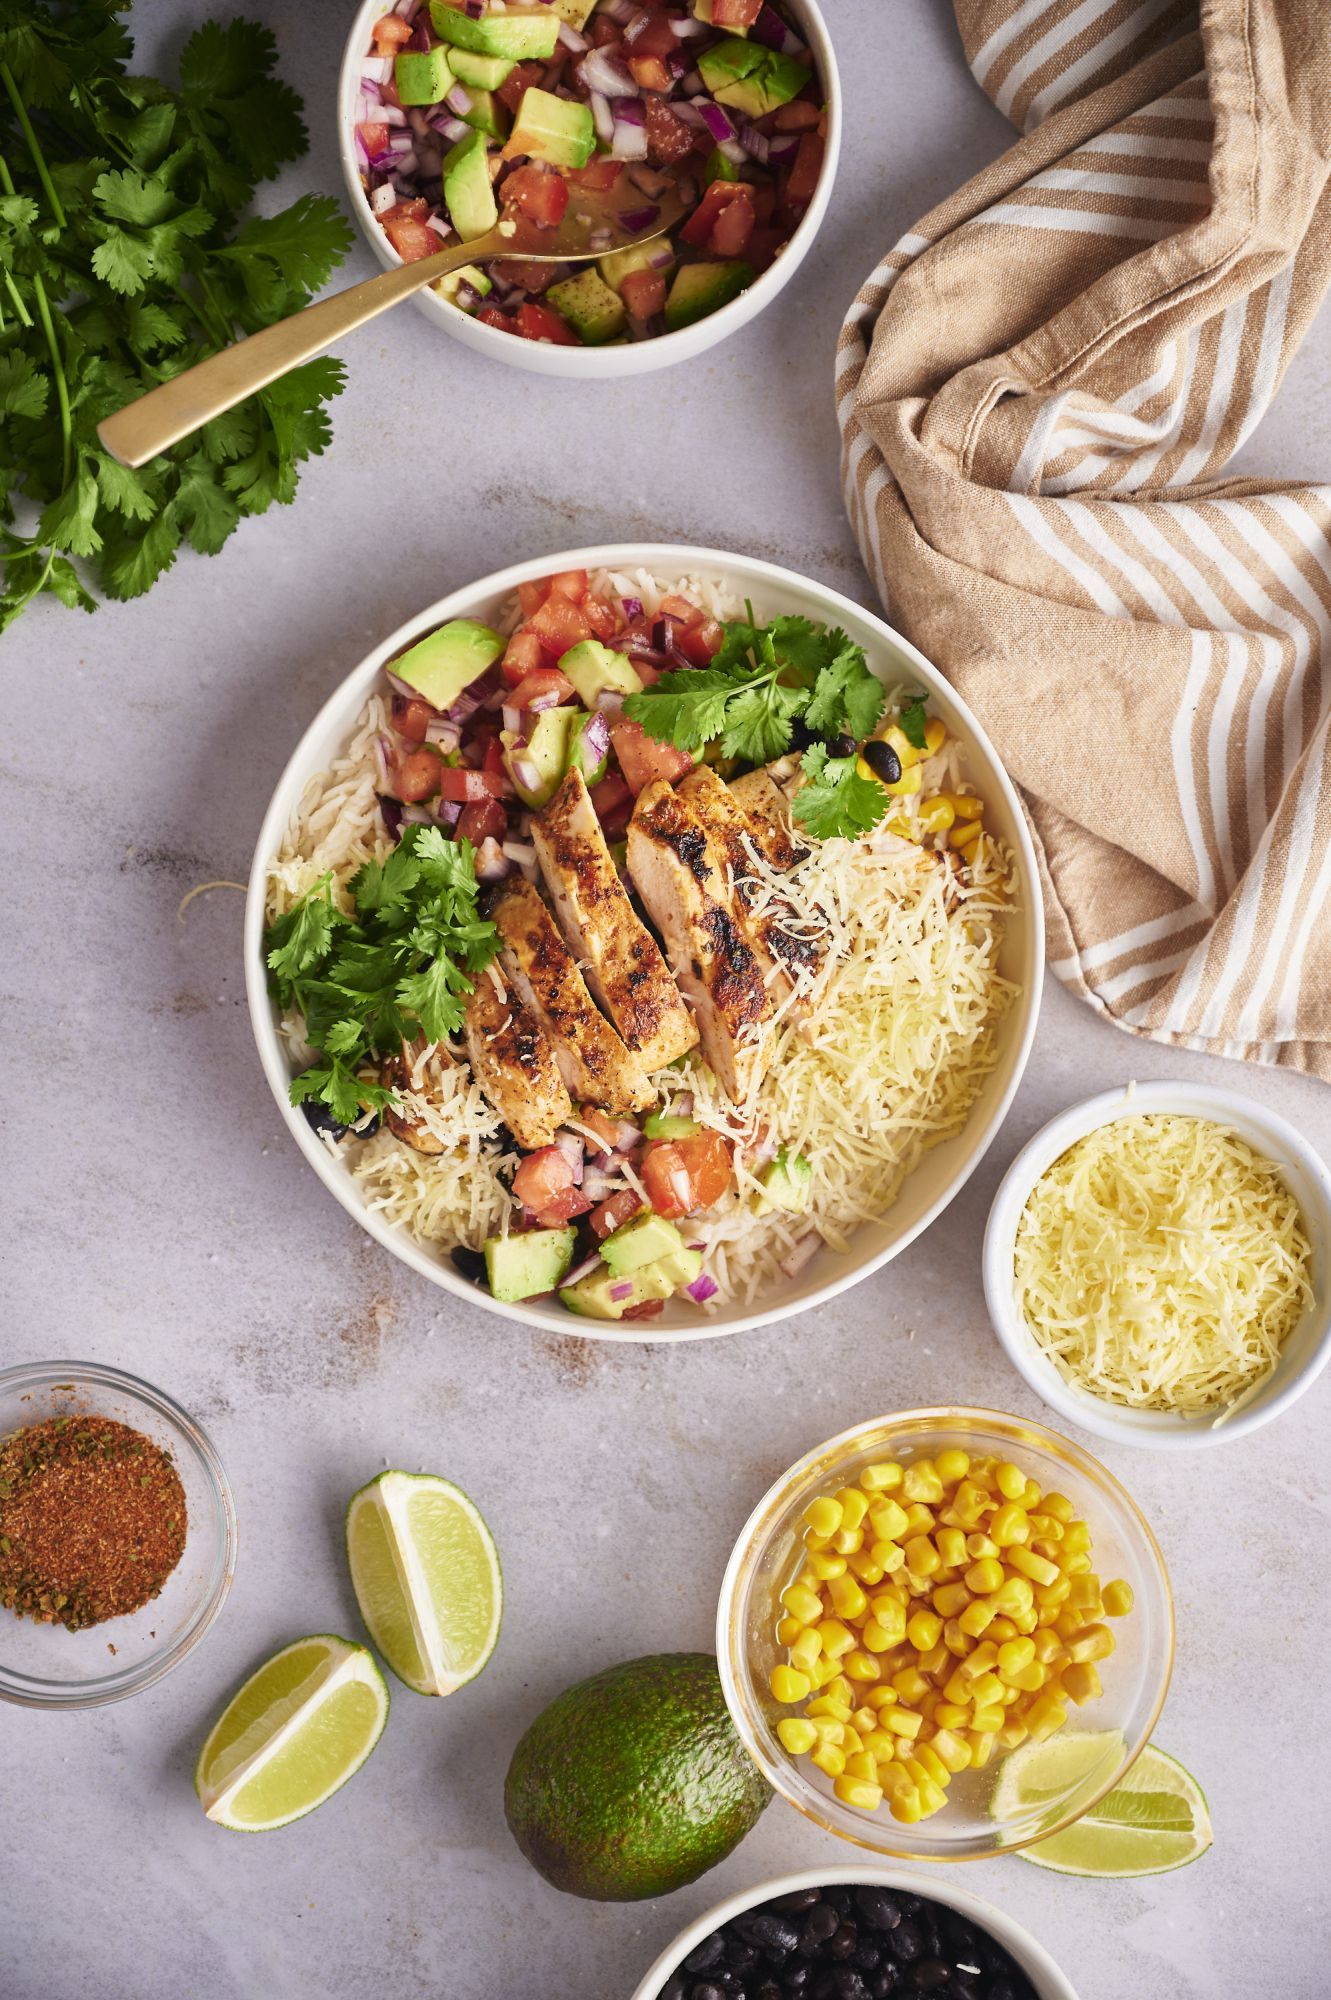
[96,237,483,470]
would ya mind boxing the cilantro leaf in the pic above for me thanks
[396,953,473,1043]
[721,677,806,764]
[792,747,889,842]
[802,633,885,742]
[899,694,929,751]
[266,876,342,983]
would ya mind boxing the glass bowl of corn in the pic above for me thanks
[716,1408,1173,1861]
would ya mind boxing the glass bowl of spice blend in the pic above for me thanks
[0,1361,236,1708]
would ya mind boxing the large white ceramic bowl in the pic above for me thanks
[246,543,1043,1341]
[337,0,840,377]
[983,1081,1331,1450]
[628,1865,1080,2000]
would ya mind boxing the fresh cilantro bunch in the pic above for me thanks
[623,609,891,839]
[264,826,501,1126]
[0,2,353,631]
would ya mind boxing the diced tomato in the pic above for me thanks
[673,615,723,665]
[457,796,507,845]
[658,593,701,623]
[514,300,580,345]
[610,716,693,794]
[747,224,785,273]
[773,96,822,131]
[620,266,666,321]
[712,0,763,22]
[395,750,441,803]
[645,94,697,167]
[628,12,684,58]
[534,1185,595,1227]
[512,1145,573,1211]
[477,305,512,334]
[628,53,673,91]
[580,1106,624,1153]
[372,12,413,50]
[436,766,508,802]
[381,197,429,222]
[582,593,621,639]
[517,580,548,618]
[391,694,435,745]
[383,212,438,263]
[641,1130,732,1218]
[708,186,755,257]
[548,569,589,602]
[496,60,545,116]
[501,627,548,686]
[567,157,623,192]
[509,669,574,710]
[750,179,777,226]
[499,258,560,294]
[502,165,569,230]
[590,13,623,43]
[529,592,591,656]
[785,130,825,207]
[681,181,754,253]
[590,1189,645,1239]
[482,737,509,782]
[358,120,390,156]
[589,772,632,827]
[621,1298,665,1320]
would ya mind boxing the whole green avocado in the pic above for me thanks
[503,1652,770,1901]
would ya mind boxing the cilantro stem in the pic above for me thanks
[0,66,68,230]
[0,143,70,483]
[2,268,31,329]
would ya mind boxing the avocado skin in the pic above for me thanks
[504,1653,770,1900]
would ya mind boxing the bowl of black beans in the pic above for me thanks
[628,1869,1078,2000]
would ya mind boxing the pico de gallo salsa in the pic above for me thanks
[354,0,827,345]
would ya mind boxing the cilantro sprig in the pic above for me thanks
[623,609,890,838]
[0,5,353,631]
[264,827,501,1127]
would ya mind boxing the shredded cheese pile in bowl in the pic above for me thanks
[984,1083,1331,1450]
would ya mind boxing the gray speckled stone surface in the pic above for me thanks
[4,3,1331,1995]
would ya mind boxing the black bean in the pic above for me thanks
[691,1985,726,2000]
[686,1936,725,1974]
[828,1925,859,1962]
[827,732,858,760]
[783,1967,810,1995]
[728,1945,760,1976]
[890,1922,923,1964]
[660,1979,687,2000]
[771,1891,823,1915]
[826,1889,853,1913]
[869,1974,898,2000]
[861,737,903,786]
[853,1943,881,1973]
[756,1985,785,2000]
[833,1972,869,2000]
[734,1914,801,1957]
[801,1905,841,1951]
[855,1889,903,1933]
[910,1963,950,1993]
[450,1245,488,1285]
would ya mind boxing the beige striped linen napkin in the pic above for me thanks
[837,0,1331,1079]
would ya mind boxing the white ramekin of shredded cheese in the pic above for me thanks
[983,1082,1331,1450]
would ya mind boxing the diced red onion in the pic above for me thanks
[686,1272,719,1304]
[560,1252,604,1290]
[673,101,705,127]
[681,66,704,94]
[623,7,651,42]
[618,203,659,233]
[627,160,671,196]
[557,19,589,51]
[440,116,470,143]
[718,136,746,166]
[579,46,637,96]
[668,1166,692,1209]
[611,116,648,162]
[437,799,463,826]
[373,734,393,790]
[511,756,542,796]
[370,182,397,215]
[738,120,770,165]
[614,1118,642,1151]
[407,106,430,138]
[446,81,473,116]
[609,1279,636,1302]
[423,717,461,750]
[580,709,611,765]
[696,98,736,144]
[395,0,421,17]
[601,0,635,19]
[553,1131,585,1183]
[588,225,613,253]
[502,839,537,867]
[590,89,615,145]
[767,133,800,169]
[672,13,708,35]
[621,595,643,619]
[380,102,408,126]
[613,95,647,125]
[653,614,675,652]
[475,837,512,880]
[581,1165,617,1203]
[407,19,430,51]
[378,795,405,842]
[754,3,806,53]
[361,56,393,82]
[502,704,523,735]
[593,686,626,716]
[779,1233,821,1279]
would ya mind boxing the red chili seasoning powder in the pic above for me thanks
[0,1415,187,1630]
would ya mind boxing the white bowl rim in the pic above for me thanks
[627,1863,1080,2000]
[336,0,842,376]
[983,1079,1331,1450]
[245,540,1044,1342]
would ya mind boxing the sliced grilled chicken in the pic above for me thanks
[679,764,822,1005]
[492,879,653,1114]
[533,768,697,1071]
[462,965,571,1150]
[727,765,809,872]
[627,778,774,1101]
[380,1040,447,1155]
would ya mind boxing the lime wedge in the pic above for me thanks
[345,1471,502,1697]
[997,1736,1213,1877]
[195,1634,388,1832]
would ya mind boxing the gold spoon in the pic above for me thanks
[97,187,686,470]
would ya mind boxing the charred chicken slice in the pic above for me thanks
[532,768,697,1072]
[627,778,775,1102]
[492,878,653,1114]
[726,765,810,873]
[462,964,572,1151]
[678,764,823,1005]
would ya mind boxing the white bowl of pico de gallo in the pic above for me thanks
[337,0,840,375]
[246,544,1041,1340]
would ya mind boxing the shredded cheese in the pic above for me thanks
[1013,1114,1312,1418]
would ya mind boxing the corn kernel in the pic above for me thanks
[990,1576,1034,1617]
[835,1488,870,1532]
[922,717,947,757]
[989,1503,1030,1547]
[903,1536,940,1579]
[790,1627,823,1674]
[867,1597,907,1644]
[1007,1661,1047,1693]
[967,1672,1004,1708]
[1032,1627,1063,1664]
[868,1498,910,1542]
[934,1530,969,1572]
[777,1718,819,1756]
[859,1460,904,1492]
[804,1496,843,1538]
[998,1720,1028,1750]
[841,1727,865,1757]
[902,1503,937,1537]
[993,1463,1025,1501]
[986,1615,1017,1643]
[958,1598,996,1639]
[1033,1575,1072,1611]
[866,1685,899,1710]
[879,760,922,798]
[1027,1513,1063,1543]
[781,1583,823,1626]
[965,1533,999,1560]
[832,1526,863,1555]
[965,1557,1004,1595]
[917,1641,951,1679]
[834,1773,883,1811]
[905,1609,942,1653]
[930,1728,972,1773]
[901,1461,944,1504]
[804,1551,846,1582]
[1025,1697,1067,1742]
[970,1703,1005,1732]
[1061,1552,1093,1577]
[827,1574,868,1621]
[1007,1546,1060,1587]
[996,1637,1036,1679]
[949,792,984,821]
[1067,1622,1115,1664]
[844,1650,882,1683]
[1068,1577,1103,1616]
[776,1614,802,1646]
[1103,1579,1134,1618]
[958,1641,997,1682]
[914,1743,950,1788]
[1061,1521,1092,1556]
[889,1787,926,1824]
[811,1742,845,1778]
[892,1663,931,1702]
[846,1550,885,1587]
[810,1655,840,1689]
[851,1704,877,1734]
[1062,1662,1103,1705]
[950,1480,990,1527]
[881,1705,923,1739]
[941,1618,970,1660]
[825,1674,855,1705]
[817,1619,856,1660]
[949,819,982,851]
[966,1730,997,1768]
[770,1665,811,1703]
[806,1694,852,1722]
[803,1531,832,1553]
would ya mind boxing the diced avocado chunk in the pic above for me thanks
[548,0,597,25]
[430,3,560,59]
[484,1226,577,1302]
[643,1112,702,1140]
[546,269,626,345]
[602,1211,687,1277]
[566,711,609,786]
[599,237,675,296]
[443,128,498,241]
[663,259,754,332]
[459,88,509,142]
[705,146,741,185]
[693,0,751,31]
[560,1246,702,1318]
[503,707,579,809]
[758,1146,812,1214]
[447,47,516,89]
[394,46,453,106]
[507,86,595,169]
[393,617,505,709]
[559,639,642,705]
[434,262,494,310]
[697,37,808,118]
[653,1245,704,1289]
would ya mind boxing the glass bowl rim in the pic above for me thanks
[0,1359,237,1709]
[715,1405,1175,1863]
